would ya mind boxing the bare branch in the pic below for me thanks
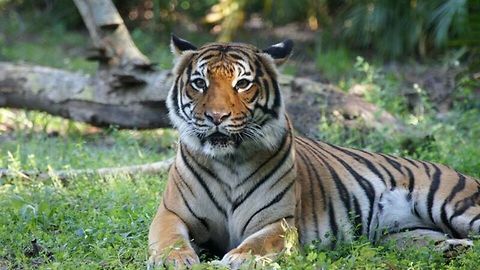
[0,158,173,182]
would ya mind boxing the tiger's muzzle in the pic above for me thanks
[200,130,242,148]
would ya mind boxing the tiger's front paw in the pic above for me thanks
[220,248,257,270]
[220,247,275,270]
[148,247,200,269]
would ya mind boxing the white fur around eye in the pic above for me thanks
[236,81,253,93]
[233,76,254,92]
[190,76,208,92]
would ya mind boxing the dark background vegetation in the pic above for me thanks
[2,0,480,67]
[1,0,480,269]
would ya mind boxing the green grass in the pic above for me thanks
[315,47,355,82]
[0,110,177,172]
[0,174,166,269]
[0,11,96,73]
[0,111,176,269]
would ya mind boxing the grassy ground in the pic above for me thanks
[1,107,479,270]
[1,18,480,269]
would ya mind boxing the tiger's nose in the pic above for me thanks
[204,111,231,125]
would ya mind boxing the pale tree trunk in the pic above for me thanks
[0,0,405,134]
[73,0,151,69]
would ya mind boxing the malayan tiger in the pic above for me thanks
[148,35,480,269]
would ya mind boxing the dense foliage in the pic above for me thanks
[1,0,478,58]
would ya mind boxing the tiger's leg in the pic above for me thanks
[374,187,475,255]
[148,203,200,268]
[221,219,293,269]
[379,229,473,255]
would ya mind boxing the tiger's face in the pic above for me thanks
[167,35,293,158]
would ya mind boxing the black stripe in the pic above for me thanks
[328,199,339,246]
[241,181,294,235]
[254,59,264,77]
[352,196,363,236]
[427,164,442,223]
[171,82,189,123]
[295,149,321,239]
[231,115,247,121]
[469,213,480,227]
[413,203,422,219]
[379,153,404,176]
[260,77,271,110]
[440,173,465,238]
[327,144,386,185]
[232,135,292,212]
[450,186,480,223]
[296,146,327,207]
[357,148,376,157]
[185,148,232,195]
[268,165,295,190]
[235,131,289,188]
[174,165,195,197]
[180,146,227,217]
[197,45,253,59]
[257,55,281,112]
[296,138,351,213]
[228,53,244,60]
[197,47,223,58]
[248,88,260,103]
[236,61,248,74]
[163,197,209,230]
[271,79,281,110]
[420,161,431,178]
[179,76,192,121]
[308,139,376,233]
[198,54,216,61]
[378,163,397,188]
[404,166,415,193]
[403,157,420,168]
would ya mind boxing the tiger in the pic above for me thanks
[148,35,480,269]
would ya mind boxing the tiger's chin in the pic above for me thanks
[197,132,238,157]
[203,142,237,157]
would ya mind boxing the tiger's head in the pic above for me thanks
[167,35,293,158]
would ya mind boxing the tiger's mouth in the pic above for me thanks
[201,132,241,147]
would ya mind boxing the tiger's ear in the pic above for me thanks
[262,39,294,66]
[171,34,197,57]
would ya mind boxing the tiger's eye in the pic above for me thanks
[235,79,251,90]
[192,78,206,90]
